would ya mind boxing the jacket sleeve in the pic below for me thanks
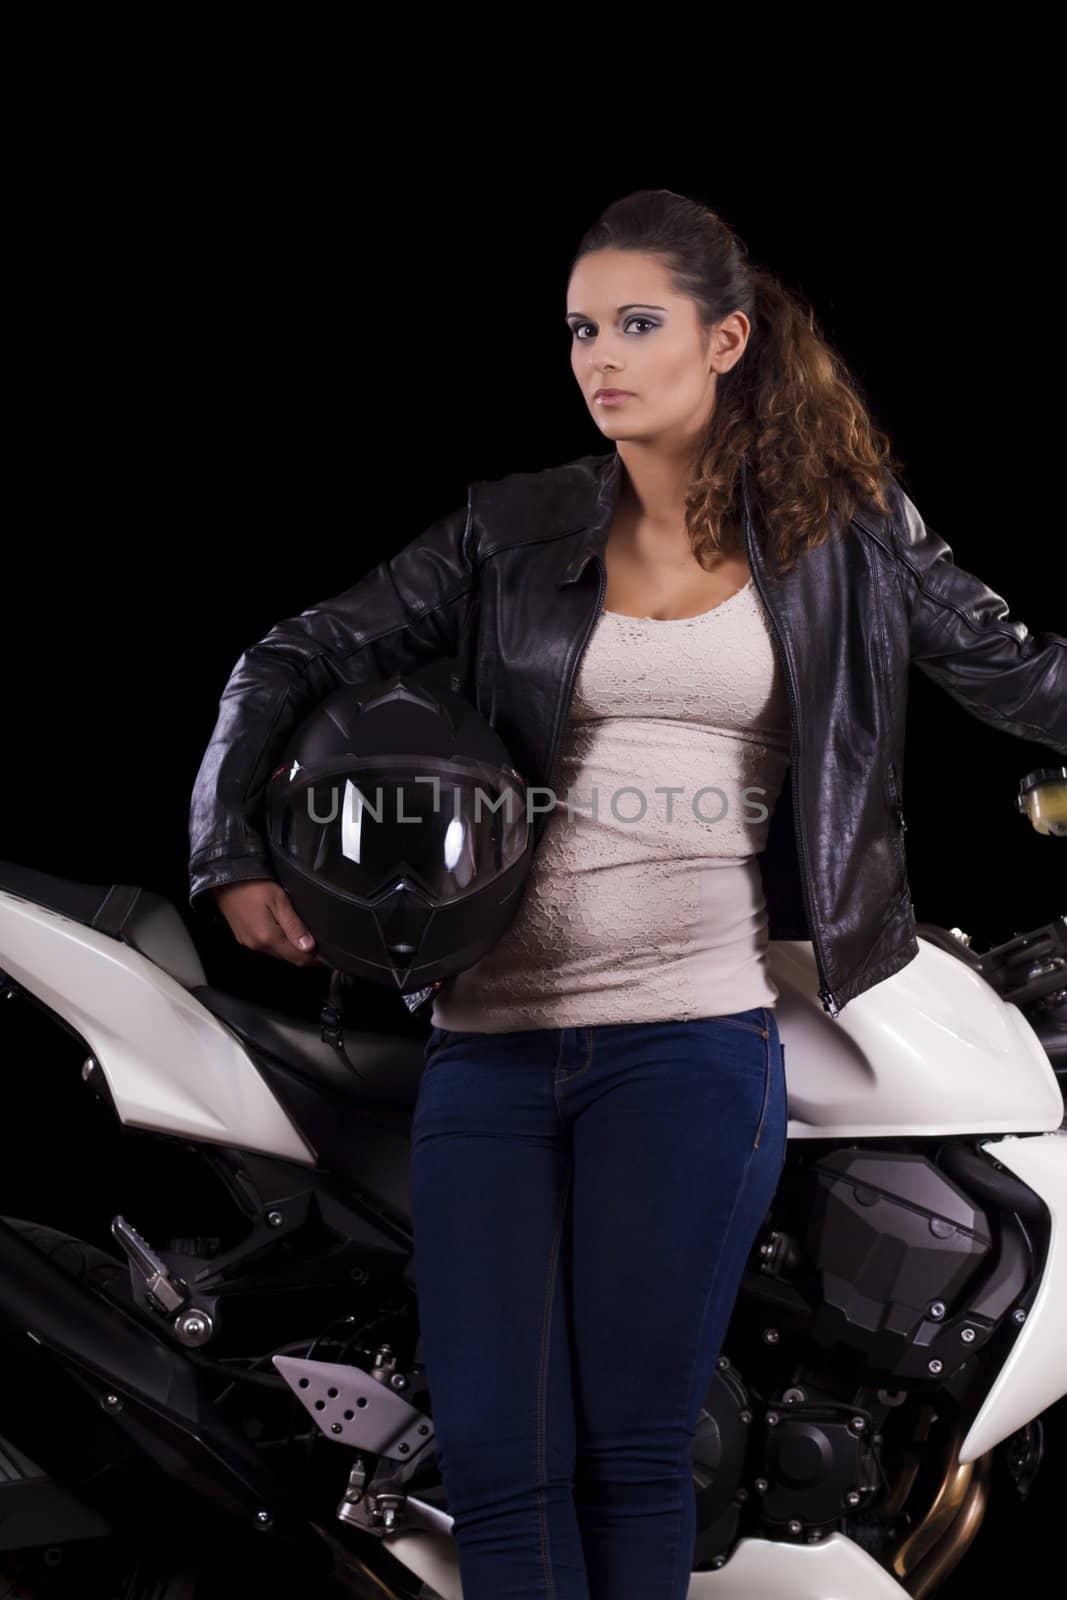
[883,479,1067,758]
[187,489,478,923]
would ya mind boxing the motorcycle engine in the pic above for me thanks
[803,1147,997,1380]
[688,1144,1030,1557]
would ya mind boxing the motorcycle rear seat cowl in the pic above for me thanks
[0,859,208,991]
[0,859,428,1110]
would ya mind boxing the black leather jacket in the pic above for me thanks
[188,447,1067,1017]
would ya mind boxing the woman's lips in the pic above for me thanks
[595,391,633,405]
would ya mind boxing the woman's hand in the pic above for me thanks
[212,879,326,968]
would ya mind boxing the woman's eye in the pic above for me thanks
[571,316,657,341]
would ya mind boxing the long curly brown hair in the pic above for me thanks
[569,189,907,578]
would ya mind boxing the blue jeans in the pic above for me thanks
[410,1007,788,1599]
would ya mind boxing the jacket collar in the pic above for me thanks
[556,448,623,587]
[556,447,756,587]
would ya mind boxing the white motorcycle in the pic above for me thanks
[0,767,1064,1599]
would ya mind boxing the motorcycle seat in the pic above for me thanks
[190,982,427,1109]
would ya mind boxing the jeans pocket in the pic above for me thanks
[717,1005,771,1038]
[751,1029,772,1150]
[709,1011,774,1149]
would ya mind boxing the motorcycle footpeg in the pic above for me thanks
[336,1457,453,1543]
[273,1355,436,1462]
[111,1214,189,1316]
[341,1480,408,1535]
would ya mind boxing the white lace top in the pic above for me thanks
[431,576,792,1032]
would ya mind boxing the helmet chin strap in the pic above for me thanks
[319,968,363,1074]
[319,968,440,1074]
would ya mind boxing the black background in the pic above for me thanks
[3,91,1065,1588]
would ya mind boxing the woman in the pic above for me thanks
[191,191,1065,1598]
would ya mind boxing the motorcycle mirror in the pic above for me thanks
[1017,766,1067,837]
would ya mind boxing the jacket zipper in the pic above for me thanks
[886,760,909,899]
[539,557,609,848]
[741,514,841,1018]
[887,760,908,835]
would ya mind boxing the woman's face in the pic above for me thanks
[565,249,749,450]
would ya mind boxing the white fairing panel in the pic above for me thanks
[0,890,314,1165]
[390,1522,914,1599]
[685,1532,913,1595]
[959,1129,1067,1463]
[768,938,1063,1137]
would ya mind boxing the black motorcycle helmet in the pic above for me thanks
[265,675,533,993]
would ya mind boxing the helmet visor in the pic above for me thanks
[275,756,528,903]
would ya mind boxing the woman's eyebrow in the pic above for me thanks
[564,303,668,321]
